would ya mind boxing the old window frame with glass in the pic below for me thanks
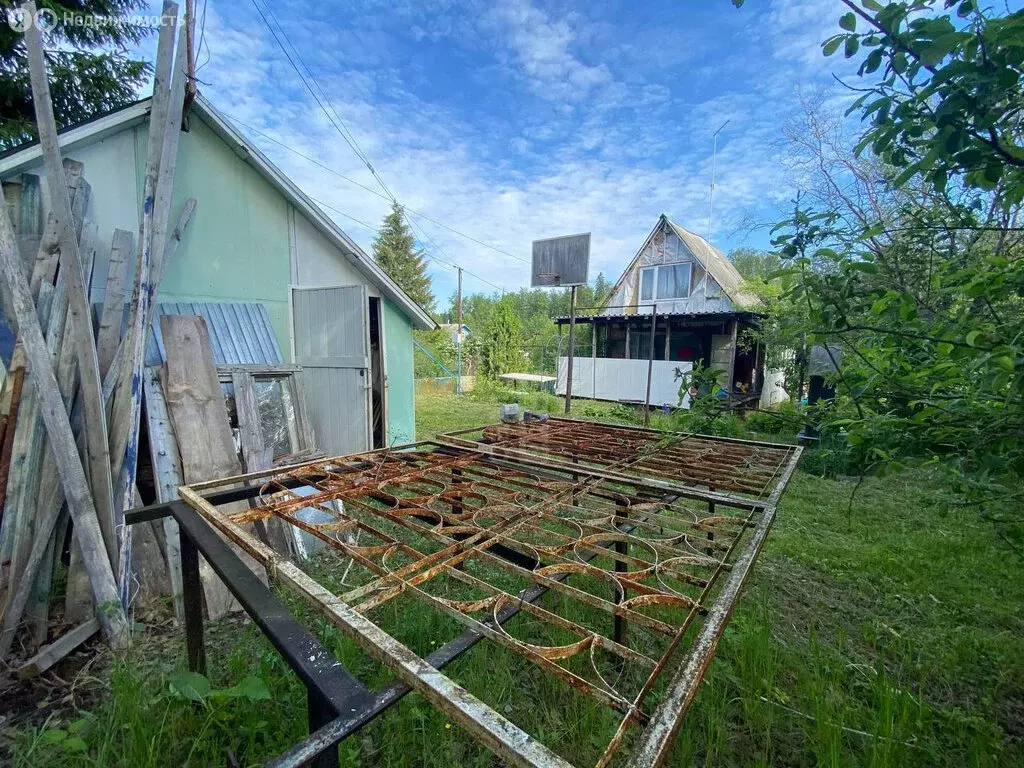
[217,364,316,459]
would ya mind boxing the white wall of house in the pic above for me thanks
[556,356,693,408]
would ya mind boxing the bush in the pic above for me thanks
[671,408,745,437]
[798,429,860,478]
[744,401,800,435]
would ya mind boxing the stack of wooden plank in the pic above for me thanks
[0,1,196,673]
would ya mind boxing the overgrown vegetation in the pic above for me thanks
[733,0,1024,542]
[414,275,613,379]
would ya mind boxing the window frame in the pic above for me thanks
[639,262,692,302]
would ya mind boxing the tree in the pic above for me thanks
[593,272,611,305]
[728,248,782,282]
[480,297,523,377]
[763,0,1024,522]
[372,202,435,312]
[1,1,153,149]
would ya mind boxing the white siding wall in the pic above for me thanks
[290,206,380,296]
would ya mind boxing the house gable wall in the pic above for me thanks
[382,298,415,445]
[602,218,735,315]
[290,205,380,297]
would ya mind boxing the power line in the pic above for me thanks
[221,113,528,264]
[248,0,513,296]
[250,0,397,204]
[309,197,507,294]
[408,214,507,294]
[308,196,378,232]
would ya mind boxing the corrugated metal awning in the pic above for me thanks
[144,302,283,365]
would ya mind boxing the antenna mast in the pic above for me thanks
[707,119,730,242]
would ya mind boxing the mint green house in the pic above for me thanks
[0,95,435,454]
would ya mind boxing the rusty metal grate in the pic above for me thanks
[180,421,801,767]
[441,417,795,500]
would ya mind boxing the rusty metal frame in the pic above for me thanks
[178,420,801,767]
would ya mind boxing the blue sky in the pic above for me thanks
[140,0,865,304]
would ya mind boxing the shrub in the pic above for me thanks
[744,401,800,436]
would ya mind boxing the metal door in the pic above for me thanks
[291,285,371,456]
[710,334,734,374]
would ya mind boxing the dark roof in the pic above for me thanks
[554,310,763,325]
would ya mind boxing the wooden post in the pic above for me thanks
[0,187,129,650]
[643,304,657,427]
[564,285,577,414]
[725,317,739,401]
[233,371,292,555]
[100,199,196,406]
[0,349,26,511]
[96,229,134,377]
[23,3,117,564]
[143,367,185,618]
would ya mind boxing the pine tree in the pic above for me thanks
[593,272,610,305]
[372,202,435,312]
[1,1,154,149]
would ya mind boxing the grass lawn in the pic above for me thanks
[3,388,1022,766]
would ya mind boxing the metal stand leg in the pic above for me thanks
[180,528,207,675]
[706,486,716,558]
[614,502,628,646]
[307,688,337,768]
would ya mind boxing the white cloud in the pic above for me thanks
[155,0,859,302]
[483,0,618,104]
[768,0,847,71]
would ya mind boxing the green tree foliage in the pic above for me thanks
[480,297,523,377]
[418,274,612,376]
[372,202,435,312]
[413,328,457,378]
[728,248,782,282]
[766,0,1024,517]
[0,1,153,148]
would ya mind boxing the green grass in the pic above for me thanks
[415,381,650,441]
[4,389,1023,766]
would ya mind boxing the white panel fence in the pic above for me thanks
[556,357,693,409]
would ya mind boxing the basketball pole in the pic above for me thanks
[456,267,463,396]
[564,284,577,414]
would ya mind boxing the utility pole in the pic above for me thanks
[707,119,730,242]
[456,267,463,396]
[564,285,577,414]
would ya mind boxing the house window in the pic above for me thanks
[640,268,654,302]
[640,263,692,302]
